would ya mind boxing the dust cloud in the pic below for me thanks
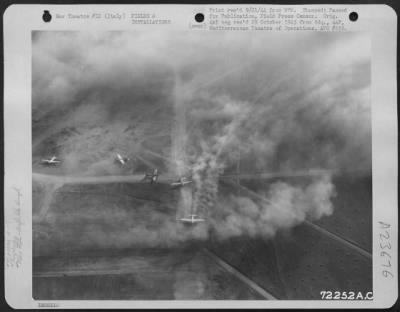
[32,31,370,248]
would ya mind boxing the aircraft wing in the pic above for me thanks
[179,217,205,223]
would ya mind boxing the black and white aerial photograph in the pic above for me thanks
[32,31,372,300]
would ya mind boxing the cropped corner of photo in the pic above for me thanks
[31,31,372,300]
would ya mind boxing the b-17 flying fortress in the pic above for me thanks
[41,155,62,166]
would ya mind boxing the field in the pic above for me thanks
[32,174,372,299]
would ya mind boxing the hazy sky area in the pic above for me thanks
[32,31,371,246]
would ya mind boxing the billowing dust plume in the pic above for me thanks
[32,31,370,250]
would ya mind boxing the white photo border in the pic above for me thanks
[3,4,398,309]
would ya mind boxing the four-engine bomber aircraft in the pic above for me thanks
[143,169,159,184]
[179,199,205,224]
[41,156,61,166]
[115,153,130,166]
[170,177,193,189]
[179,214,205,224]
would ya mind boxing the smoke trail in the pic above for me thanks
[188,96,251,217]
[191,154,220,217]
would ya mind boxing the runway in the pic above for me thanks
[33,172,172,185]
